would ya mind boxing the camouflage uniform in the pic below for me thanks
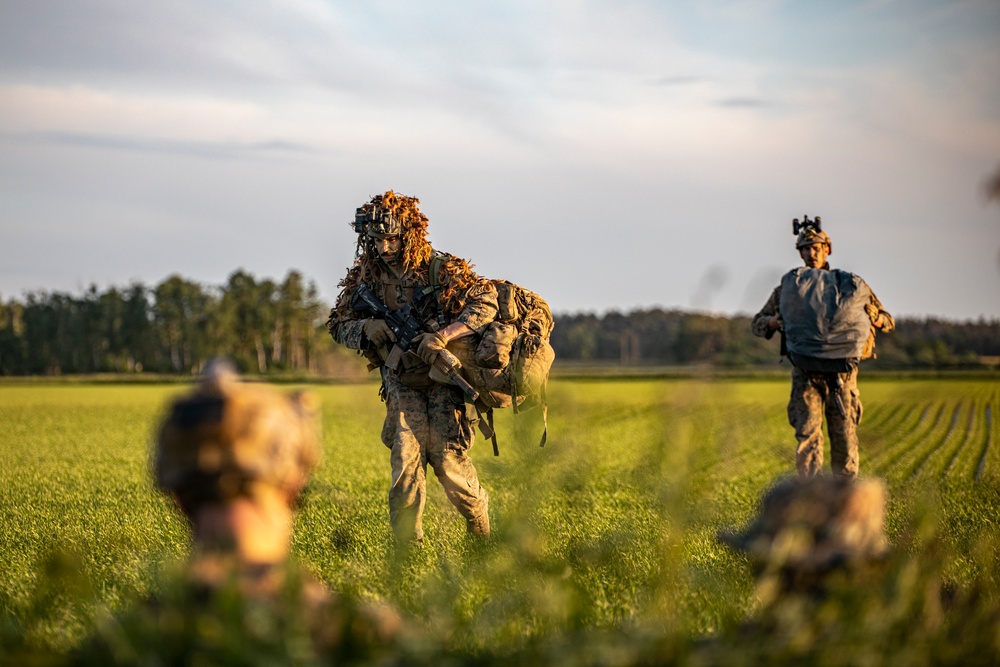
[752,253,894,481]
[328,196,498,545]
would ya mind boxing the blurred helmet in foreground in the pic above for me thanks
[718,475,889,574]
[155,359,321,512]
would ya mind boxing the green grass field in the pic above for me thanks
[2,376,999,663]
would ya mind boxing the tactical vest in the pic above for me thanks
[376,270,439,388]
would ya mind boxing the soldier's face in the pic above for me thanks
[373,235,402,265]
[799,242,829,269]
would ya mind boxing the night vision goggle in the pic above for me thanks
[353,206,401,236]
[792,214,822,235]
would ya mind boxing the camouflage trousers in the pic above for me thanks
[787,366,863,480]
[381,372,489,545]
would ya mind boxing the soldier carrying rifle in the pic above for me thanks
[327,190,497,546]
[752,216,894,481]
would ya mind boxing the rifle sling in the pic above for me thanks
[472,402,499,457]
[539,382,548,448]
[423,252,447,328]
[487,408,498,457]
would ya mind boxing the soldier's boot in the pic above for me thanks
[391,505,423,548]
[466,511,490,537]
[465,489,490,537]
[465,498,490,537]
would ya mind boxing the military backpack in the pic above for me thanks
[778,267,872,374]
[427,253,555,453]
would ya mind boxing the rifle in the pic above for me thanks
[350,283,479,401]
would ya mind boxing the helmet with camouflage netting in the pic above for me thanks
[155,359,321,513]
[351,190,433,270]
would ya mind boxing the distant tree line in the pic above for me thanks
[1,272,998,376]
[552,309,1000,369]
[0,270,333,375]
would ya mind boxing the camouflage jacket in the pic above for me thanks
[327,250,498,353]
[751,263,894,360]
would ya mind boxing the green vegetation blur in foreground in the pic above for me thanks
[1,378,999,665]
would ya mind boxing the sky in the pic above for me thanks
[1,0,999,320]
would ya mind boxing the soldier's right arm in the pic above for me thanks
[326,267,370,350]
[751,286,781,339]
[327,313,368,350]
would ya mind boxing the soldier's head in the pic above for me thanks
[353,191,432,271]
[718,475,890,594]
[796,227,832,268]
[155,359,321,560]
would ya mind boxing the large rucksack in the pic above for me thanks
[779,267,872,374]
[428,254,555,454]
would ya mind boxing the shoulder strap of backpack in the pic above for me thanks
[422,251,447,328]
[422,251,446,294]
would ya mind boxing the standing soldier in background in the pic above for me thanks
[327,191,497,547]
[752,217,894,480]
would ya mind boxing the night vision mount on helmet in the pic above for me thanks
[793,214,832,251]
[353,204,401,237]
[792,215,822,236]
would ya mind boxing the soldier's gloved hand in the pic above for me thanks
[864,303,880,323]
[363,319,396,348]
[414,332,447,366]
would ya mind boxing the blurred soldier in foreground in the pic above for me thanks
[752,216,894,480]
[74,360,401,665]
[709,475,912,665]
[718,475,890,599]
[327,191,497,546]
[154,359,324,595]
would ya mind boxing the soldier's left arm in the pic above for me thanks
[866,288,895,333]
[455,279,499,334]
[436,256,499,334]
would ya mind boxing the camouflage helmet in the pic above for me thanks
[718,475,889,573]
[155,359,321,511]
[796,227,832,252]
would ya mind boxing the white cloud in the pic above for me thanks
[0,84,274,142]
[0,0,998,319]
